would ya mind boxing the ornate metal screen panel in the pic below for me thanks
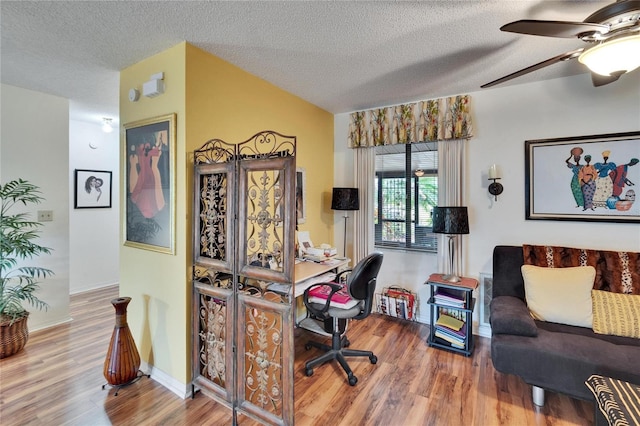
[193,278,234,401]
[194,141,236,273]
[192,131,296,426]
[238,158,296,284]
[237,288,293,425]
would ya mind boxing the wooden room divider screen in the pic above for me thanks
[191,131,297,425]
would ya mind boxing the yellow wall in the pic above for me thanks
[185,44,334,243]
[119,43,187,382]
[119,42,334,385]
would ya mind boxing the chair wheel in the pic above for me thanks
[369,355,377,364]
[348,374,358,386]
[305,368,314,377]
[305,343,312,350]
[343,339,350,347]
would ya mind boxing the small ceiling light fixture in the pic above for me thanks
[102,118,113,133]
[578,34,640,76]
[414,169,425,177]
[488,164,504,201]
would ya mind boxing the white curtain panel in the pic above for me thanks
[352,147,376,263]
[437,139,466,275]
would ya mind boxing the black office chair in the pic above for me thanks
[302,252,383,386]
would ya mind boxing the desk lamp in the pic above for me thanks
[432,206,469,282]
[331,188,359,257]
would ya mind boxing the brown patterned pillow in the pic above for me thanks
[523,245,605,290]
[601,250,640,295]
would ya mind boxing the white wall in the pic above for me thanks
[1,84,71,331]
[333,116,437,322]
[69,120,120,293]
[467,72,640,277]
[334,71,640,330]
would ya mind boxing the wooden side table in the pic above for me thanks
[425,273,478,357]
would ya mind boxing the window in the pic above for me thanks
[374,143,438,251]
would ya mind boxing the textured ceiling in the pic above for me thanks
[1,1,616,127]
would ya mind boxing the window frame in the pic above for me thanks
[374,144,438,252]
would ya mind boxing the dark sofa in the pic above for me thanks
[489,245,640,405]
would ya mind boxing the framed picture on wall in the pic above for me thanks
[74,169,112,209]
[123,113,176,254]
[296,167,306,224]
[525,131,640,223]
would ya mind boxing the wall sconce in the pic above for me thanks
[102,118,113,133]
[488,164,504,201]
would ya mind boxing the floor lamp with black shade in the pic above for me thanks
[432,206,469,283]
[331,188,359,257]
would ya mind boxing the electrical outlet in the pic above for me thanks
[38,210,53,222]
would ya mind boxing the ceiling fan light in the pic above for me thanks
[578,34,640,76]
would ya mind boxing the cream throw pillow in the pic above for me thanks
[592,290,640,339]
[521,265,595,328]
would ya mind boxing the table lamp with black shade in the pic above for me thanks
[331,188,359,257]
[432,206,469,283]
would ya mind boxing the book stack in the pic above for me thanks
[307,282,358,309]
[434,314,466,349]
[433,287,465,308]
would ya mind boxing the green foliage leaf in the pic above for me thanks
[1,179,54,317]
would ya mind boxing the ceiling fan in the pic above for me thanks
[482,0,640,88]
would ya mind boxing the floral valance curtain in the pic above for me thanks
[348,95,473,148]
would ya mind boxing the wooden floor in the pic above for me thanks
[0,285,594,425]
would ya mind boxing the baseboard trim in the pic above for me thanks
[140,361,191,399]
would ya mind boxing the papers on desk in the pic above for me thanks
[297,231,337,259]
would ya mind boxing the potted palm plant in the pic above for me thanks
[1,179,54,358]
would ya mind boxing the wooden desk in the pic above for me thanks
[294,258,350,295]
[292,258,350,325]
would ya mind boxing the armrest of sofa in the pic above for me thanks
[490,296,538,337]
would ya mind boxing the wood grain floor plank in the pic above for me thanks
[0,285,594,425]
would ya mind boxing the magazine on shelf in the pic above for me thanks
[435,330,465,348]
[435,324,466,340]
[435,328,465,344]
[434,288,465,307]
[435,313,464,331]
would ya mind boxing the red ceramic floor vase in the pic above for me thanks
[103,297,141,385]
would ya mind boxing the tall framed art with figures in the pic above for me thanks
[123,113,176,254]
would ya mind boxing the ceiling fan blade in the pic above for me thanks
[481,48,584,89]
[501,20,609,38]
[591,71,624,87]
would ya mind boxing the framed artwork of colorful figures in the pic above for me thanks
[123,113,176,254]
[525,131,639,223]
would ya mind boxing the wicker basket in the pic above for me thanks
[0,313,29,359]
